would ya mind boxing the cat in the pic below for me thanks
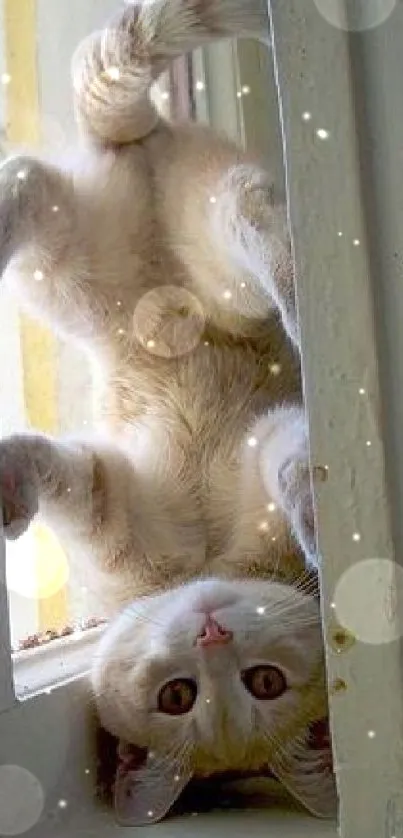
[0,0,335,826]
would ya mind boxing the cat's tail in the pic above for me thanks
[71,0,270,145]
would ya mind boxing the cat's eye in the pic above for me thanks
[242,666,287,700]
[158,678,198,715]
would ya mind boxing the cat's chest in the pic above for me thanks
[119,416,251,555]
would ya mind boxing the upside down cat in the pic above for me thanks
[0,0,335,825]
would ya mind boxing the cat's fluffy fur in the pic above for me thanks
[0,0,334,824]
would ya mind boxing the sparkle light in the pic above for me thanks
[247,436,258,448]
[195,81,205,91]
[353,238,361,246]
[118,328,125,335]
[1,72,11,85]
[17,169,27,180]
[313,0,396,30]
[67,487,71,494]
[106,66,120,81]
[206,698,211,704]
[222,290,232,300]
[52,205,59,213]
[209,195,217,204]
[58,800,68,809]
[269,363,281,376]
[367,730,376,739]
[204,341,209,346]
[174,775,180,782]
[34,270,44,282]
[256,606,266,615]
[359,387,366,395]
[317,128,330,140]
[271,536,277,543]
[147,339,156,348]
[161,91,170,101]
[147,811,154,818]
[352,532,361,542]
[302,111,312,121]
[366,440,372,447]
[338,231,343,237]
[236,91,242,99]
[241,85,251,95]
[240,282,246,289]
[85,769,90,775]
[258,520,269,533]
[267,502,276,512]
[117,300,122,307]
[0,767,44,833]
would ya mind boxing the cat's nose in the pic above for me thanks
[196,616,233,648]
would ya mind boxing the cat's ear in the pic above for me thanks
[114,741,193,826]
[269,721,337,819]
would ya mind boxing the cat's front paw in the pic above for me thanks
[278,457,325,569]
[0,438,39,540]
[0,155,57,276]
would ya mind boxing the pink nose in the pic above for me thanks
[196,616,233,648]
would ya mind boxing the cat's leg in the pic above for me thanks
[0,155,102,343]
[0,433,127,549]
[211,164,299,348]
[0,432,182,585]
[249,406,325,569]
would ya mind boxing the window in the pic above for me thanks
[0,5,277,665]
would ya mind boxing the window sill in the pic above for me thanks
[13,624,105,698]
[51,807,338,837]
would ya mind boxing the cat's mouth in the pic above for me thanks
[308,717,331,751]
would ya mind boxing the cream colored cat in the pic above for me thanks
[0,0,335,826]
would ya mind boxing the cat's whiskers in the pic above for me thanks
[261,600,319,626]
[141,739,193,776]
[121,603,165,630]
[258,722,293,772]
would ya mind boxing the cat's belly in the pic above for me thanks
[97,323,305,605]
[105,414,306,603]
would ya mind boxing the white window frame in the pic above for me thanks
[269,1,403,836]
[13,625,105,699]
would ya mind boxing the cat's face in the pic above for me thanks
[92,578,334,825]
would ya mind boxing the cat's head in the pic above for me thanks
[92,578,336,825]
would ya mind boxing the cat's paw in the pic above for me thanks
[0,438,38,540]
[0,155,60,276]
[278,456,324,569]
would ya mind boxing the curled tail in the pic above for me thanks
[71,0,269,145]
